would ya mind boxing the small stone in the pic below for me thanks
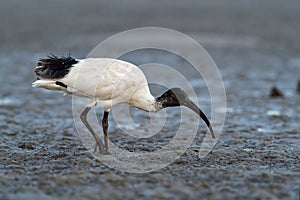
[297,80,300,93]
[174,159,188,165]
[81,158,93,165]
[18,142,36,150]
[270,86,284,97]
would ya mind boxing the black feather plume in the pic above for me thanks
[35,54,78,79]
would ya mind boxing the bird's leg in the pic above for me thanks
[80,107,105,154]
[102,111,109,153]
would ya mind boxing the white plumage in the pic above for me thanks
[33,55,214,154]
[33,58,157,111]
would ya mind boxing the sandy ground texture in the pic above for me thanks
[0,0,300,199]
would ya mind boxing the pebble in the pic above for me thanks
[270,86,284,97]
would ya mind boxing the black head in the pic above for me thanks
[156,88,215,139]
[156,88,187,107]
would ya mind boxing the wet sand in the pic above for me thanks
[0,0,300,199]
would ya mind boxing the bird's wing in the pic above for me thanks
[61,58,149,102]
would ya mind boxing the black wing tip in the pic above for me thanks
[38,53,76,65]
[35,53,78,79]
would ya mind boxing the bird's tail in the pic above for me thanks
[34,54,78,79]
[32,80,63,90]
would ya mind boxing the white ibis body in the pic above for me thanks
[32,55,214,154]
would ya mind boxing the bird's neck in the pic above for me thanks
[129,93,163,112]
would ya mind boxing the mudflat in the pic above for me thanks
[0,0,299,199]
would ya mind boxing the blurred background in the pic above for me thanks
[0,0,299,199]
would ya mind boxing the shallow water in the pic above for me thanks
[1,0,300,199]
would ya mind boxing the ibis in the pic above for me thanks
[32,55,214,154]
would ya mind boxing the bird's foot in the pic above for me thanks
[102,150,110,155]
[93,141,104,153]
[93,141,109,155]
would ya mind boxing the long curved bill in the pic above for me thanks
[183,99,215,139]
